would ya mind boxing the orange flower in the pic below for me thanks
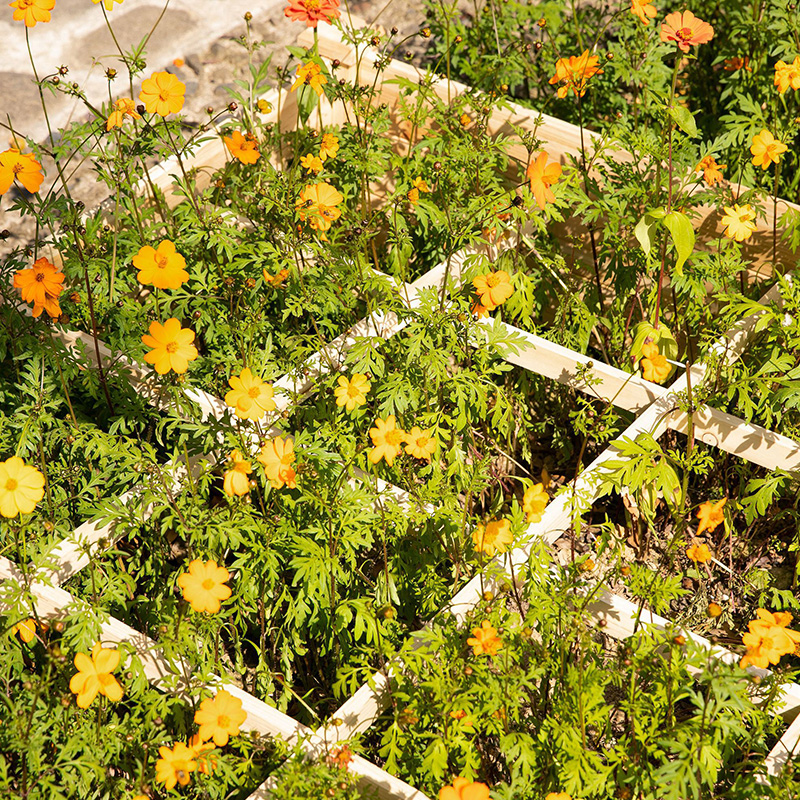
[13,257,65,318]
[328,744,354,769]
[291,61,327,96]
[775,57,800,93]
[284,0,340,27]
[224,367,277,421]
[224,130,261,164]
[473,519,512,557]
[459,113,472,127]
[139,71,186,116]
[696,497,726,535]
[368,416,406,466]
[439,778,491,800]
[334,373,371,411]
[720,204,757,242]
[740,609,800,669]
[141,318,198,375]
[723,56,750,71]
[10,618,36,644]
[523,483,548,523]
[9,0,54,27]
[0,149,44,194]
[404,426,437,460]
[300,153,324,173]
[640,342,671,384]
[685,542,712,563]
[132,240,188,289]
[257,436,297,489]
[296,182,343,232]
[407,176,432,205]
[263,267,289,287]
[695,155,725,186]
[549,50,603,99]
[660,11,714,53]
[155,742,197,790]
[69,643,124,708]
[188,735,216,775]
[319,133,339,161]
[526,151,562,210]
[631,0,657,26]
[106,97,140,130]
[466,620,502,656]
[223,450,252,497]
[194,689,247,746]
[177,559,232,613]
[750,129,787,170]
[473,270,513,311]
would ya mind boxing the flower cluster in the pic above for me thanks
[368,417,438,465]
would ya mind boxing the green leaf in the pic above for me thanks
[634,208,666,256]
[669,103,698,137]
[662,210,695,275]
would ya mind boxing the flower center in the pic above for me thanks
[159,90,171,101]
[218,714,230,727]
[305,0,321,9]
[202,578,215,590]
[155,253,168,268]
[165,341,179,353]
[486,274,501,287]
[386,430,404,447]
[677,26,694,39]
[5,478,18,491]
[176,769,187,781]
[347,384,361,397]
[18,0,32,7]
[248,386,261,398]
[35,271,46,282]
[12,162,24,175]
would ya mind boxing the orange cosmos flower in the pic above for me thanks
[526,151,562,210]
[467,620,503,656]
[10,618,36,643]
[141,318,199,375]
[660,11,714,53]
[740,609,800,669]
[257,436,297,489]
[545,794,573,800]
[775,57,800,93]
[723,56,750,71]
[9,0,54,26]
[319,133,339,161]
[300,153,324,173]
[549,50,603,99]
[223,450,252,497]
[155,742,197,790]
[284,0,340,27]
[13,257,65,318]
[695,155,725,186]
[188,735,216,775]
[0,149,44,194]
[224,367,277,420]
[224,130,261,164]
[177,559,232,613]
[439,778,491,800]
[696,497,726,535]
[720,204,757,242]
[194,689,247,746]
[334,373,371,411]
[291,61,327,96]
[368,416,406,466]
[473,519,512,557]
[473,270,514,311]
[263,267,289,287]
[106,97,140,131]
[631,0,657,25]
[523,482,548,523]
[133,240,188,289]
[685,542,712,563]
[69,643,124,708]
[407,176,432,205]
[640,341,671,384]
[404,426,437,460]
[296,182,343,232]
[0,457,45,518]
[139,71,186,116]
[750,129,787,169]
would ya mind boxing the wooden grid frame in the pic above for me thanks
[4,21,800,799]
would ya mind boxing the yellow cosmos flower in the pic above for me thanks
[775,57,800,93]
[69,643,124,708]
[545,794,573,800]
[740,609,800,669]
[91,0,123,10]
[9,0,54,27]
[177,559,232,614]
[300,153,324,173]
[257,436,297,489]
[291,61,327,96]
[685,542,712,563]
[194,689,247,746]
[404,426,437,461]
[319,133,339,161]
[368,416,406,466]
[141,318,199,375]
[224,368,277,420]
[720,204,757,242]
[466,620,503,656]
[640,341,672,384]
[0,456,45,518]
[139,71,186,116]
[224,130,261,164]
[696,497,726,535]
[296,182,343,232]
[472,518,513,557]
[155,742,197,790]
[106,97,140,130]
[0,149,44,195]
[439,777,491,800]
[334,373,371,411]
[133,240,188,289]
[223,450,252,497]
[523,482,548,523]
[473,270,514,311]
[750,129,787,169]
[10,618,36,644]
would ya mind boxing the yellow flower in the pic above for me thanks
[750,129,787,169]
[473,270,513,311]
[132,240,188,289]
[257,436,297,489]
[368,416,406,466]
[141,318,199,375]
[696,497,726,535]
[630,0,656,24]
[740,609,800,669]
[472,518,513,557]
[300,153,324,173]
[523,483,548,523]
[9,0,54,27]
[439,778,491,800]
[695,155,725,186]
[720,204,757,242]
[91,0,123,10]
[0,149,44,195]
[10,618,36,644]
[296,182,343,232]
[139,71,186,116]
[774,57,800,93]
[0,456,45,518]
[69,643,124,708]
[223,450,252,497]
[291,61,327,96]
[466,620,502,656]
[224,130,261,164]
[106,97,140,130]
[404,426,437,461]
[545,794,573,800]
[194,688,247,746]
[155,742,197,790]
[334,373,371,411]
[640,341,671,384]
[685,542,712,563]
[319,133,339,161]
[224,368,277,420]
[177,559,232,613]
